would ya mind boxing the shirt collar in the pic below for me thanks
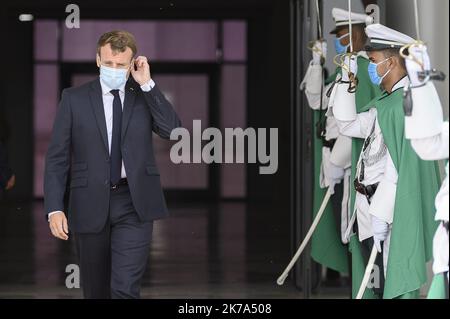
[391,75,409,92]
[379,76,409,100]
[99,77,126,96]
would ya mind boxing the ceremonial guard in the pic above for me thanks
[403,44,449,299]
[331,24,440,299]
[300,7,380,281]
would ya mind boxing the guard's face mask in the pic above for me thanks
[334,33,350,55]
[368,57,392,86]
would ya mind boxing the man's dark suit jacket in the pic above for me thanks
[44,78,181,233]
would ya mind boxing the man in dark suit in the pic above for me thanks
[44,30,181,299]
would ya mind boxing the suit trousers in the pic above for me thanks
[75,183,153,299]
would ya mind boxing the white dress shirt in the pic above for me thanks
[48,77,156,220]
[99,77,155,179]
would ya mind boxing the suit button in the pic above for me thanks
[104,180,109,186]
[106,158,110,163]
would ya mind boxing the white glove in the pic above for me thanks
[322,149,345,194]
[327,172,344,195]
[341,55,358,82]
[432,223,449,275]
[371,215,389,253]
[406,45,431,87]
[312,40,327,65]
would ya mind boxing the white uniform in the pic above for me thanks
[301,61,353,242]
[332,77,409,272]
[301,62,341,143]
[405,82,449,277]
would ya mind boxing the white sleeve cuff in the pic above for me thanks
[405,82,444,139]
[140,79,156,92]
[48,211,64,222]
[302,63,323,95]
[369,180,397,224]
[329,135,352,169]
[332,83,357,122]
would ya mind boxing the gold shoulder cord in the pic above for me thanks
[333,52,359,93]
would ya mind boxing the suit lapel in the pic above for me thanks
[121,80,136,143]
[89,79,109,154]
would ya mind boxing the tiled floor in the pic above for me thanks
[0,200,349,299]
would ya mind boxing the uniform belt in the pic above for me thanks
[353,179,379,199]
[111,178,128,190]
[322,138,337,150]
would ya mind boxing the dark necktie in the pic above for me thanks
[110,89,123,185]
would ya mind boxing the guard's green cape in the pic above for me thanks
[310,56,381,275]
[427,273,448,299]
[358,86,440,299]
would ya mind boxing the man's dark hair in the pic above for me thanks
[97,30,137,57]
[382,48,407,71]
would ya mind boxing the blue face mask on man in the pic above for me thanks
[368,57,392,85]
[99,64,129,89]
[334,33,350,55]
